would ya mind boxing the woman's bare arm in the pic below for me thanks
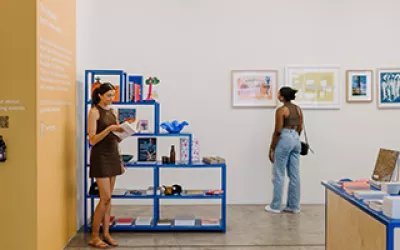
[88,108,113,146]
[270,107,285,151]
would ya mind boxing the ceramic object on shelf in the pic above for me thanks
[121,154,134,163]
[160,120,189,134]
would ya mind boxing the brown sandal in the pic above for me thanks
[89,238,109,249]
[103,235,119,247]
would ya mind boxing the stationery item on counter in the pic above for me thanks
[371,148,400,182]
[383,196,400,219]
[381,182,400,195]
[353,190,388,200]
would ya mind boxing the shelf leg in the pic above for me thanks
[222,165,227,232]
[153,166,160,226]
[188,134,192,165]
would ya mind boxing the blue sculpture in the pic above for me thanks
[160,120,189,134]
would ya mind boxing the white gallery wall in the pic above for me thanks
[76,0,400,213]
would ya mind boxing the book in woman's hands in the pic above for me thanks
[112,121,138,140]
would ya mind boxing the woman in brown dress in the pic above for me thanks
[88,83,125,248]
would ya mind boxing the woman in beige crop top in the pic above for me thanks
[265,86,304,214]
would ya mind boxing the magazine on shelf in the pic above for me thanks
[138,137,157,162]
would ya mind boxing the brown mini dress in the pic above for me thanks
[89,105,123,178]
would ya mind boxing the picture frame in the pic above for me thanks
[377,68,400,109]
[231,70,278,108]
[284,65,341,109]
[346,70,373,103]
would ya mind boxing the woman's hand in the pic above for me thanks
[108,125,125,132]
[269,149,274,163]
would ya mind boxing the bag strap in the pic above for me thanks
[295,105,314,153]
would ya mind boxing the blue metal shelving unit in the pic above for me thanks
[83,70,227,233]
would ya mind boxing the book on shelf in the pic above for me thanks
[174,215,196,226]
[201,218,220,226]
[135,216,153,226]
[100,216,115,226]
[115,218,134,226]
[184,190,205,195]
[138,137,157,162]
[127,189,146,196]
[157,218,173,226]
[112,189,127,196]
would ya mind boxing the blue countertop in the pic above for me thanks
[321,180,400,227]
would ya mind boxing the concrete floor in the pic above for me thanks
[65,204,325,250]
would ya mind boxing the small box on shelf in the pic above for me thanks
[202,156,225,164]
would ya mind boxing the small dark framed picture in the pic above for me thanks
[346,70,373,103]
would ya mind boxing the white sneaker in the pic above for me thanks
[264,205,281,213]
[283,207,300,214]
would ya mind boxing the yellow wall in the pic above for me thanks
[0,0,38,249]
[0,1,76,250]
[36,0,76,250]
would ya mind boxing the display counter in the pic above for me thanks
[322,181,400,250]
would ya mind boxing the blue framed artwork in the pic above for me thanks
[346,70,373,103]
[377,68,400,109]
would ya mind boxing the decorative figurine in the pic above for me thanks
[145,77,160,101]
[160,120,189,134]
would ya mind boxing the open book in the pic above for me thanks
[112,121,138,141]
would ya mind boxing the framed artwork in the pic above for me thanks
[231,70,278,107]
[346,70,373,103]
[284,65,341,109]
[377,68,400,109]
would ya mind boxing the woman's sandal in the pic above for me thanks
[103,236,119,247]
[88,238,109,249]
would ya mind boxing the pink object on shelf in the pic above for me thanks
[180,137,200,162]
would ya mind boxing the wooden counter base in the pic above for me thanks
[326,189,386,250]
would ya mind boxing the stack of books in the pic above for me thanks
[353,190,388,200]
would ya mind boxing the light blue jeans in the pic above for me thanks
[270,128,301,211]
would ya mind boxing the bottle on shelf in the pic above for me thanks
[170,145,175,164]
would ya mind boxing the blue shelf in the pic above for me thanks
[133,133,192,137]
[86,162,225,168]
[84,68,226,233]
[87,194,223,200]
[124,161,225,168]
[86,101,160,106]
[87,194,155,199]
[158,194,223,199]
[88,225,223,231]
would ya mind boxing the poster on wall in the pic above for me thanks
[377,68,400,109]
[284,65,340,109]
[346,70,373,103]
[231,70,278,107]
